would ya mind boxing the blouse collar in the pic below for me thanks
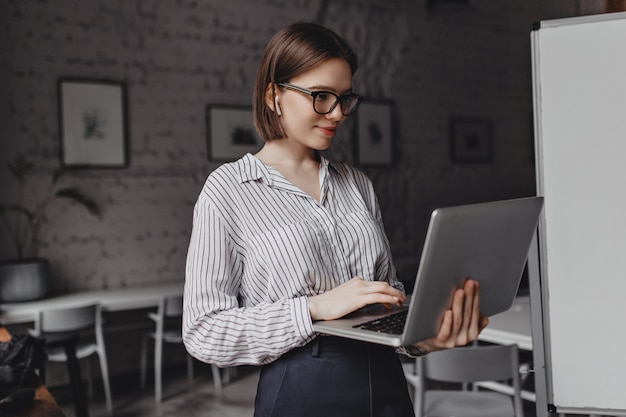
[237,153,335,185]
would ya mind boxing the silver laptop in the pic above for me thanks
[312,196,544,347]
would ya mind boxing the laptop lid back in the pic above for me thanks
[402,196,544,344]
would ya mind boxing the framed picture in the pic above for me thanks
[58,78,129,168]
[206,105,262,162]
[356,101,393,165]
[450,117,493,163]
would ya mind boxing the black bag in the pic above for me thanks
[0,334,47,414]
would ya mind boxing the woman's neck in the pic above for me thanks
[255,139,319,169]
[255,140,322,201]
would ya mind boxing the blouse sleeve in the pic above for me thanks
[182,193,316,367]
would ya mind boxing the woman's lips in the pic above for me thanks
[318,126,337,136]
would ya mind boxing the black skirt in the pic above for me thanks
[254,336,415,417]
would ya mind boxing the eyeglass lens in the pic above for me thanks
[314,92,360,115]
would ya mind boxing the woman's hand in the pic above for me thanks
[308,277,405,321]
[413,279,489,354]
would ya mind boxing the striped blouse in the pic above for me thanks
[183,153,404,367]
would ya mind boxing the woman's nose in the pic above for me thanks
[325,103,346,122]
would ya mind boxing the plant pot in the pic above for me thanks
[0,258,50,302]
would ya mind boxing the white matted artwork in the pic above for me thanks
[356,101,393,165]
[59,78,128,168]
[206,105,262,161]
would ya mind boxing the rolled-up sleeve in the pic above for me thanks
[182,194,316,367]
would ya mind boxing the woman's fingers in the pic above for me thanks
[468,281,482,340]
[444,279,481,346]
[451,286,465,339]
[308,277,405,321]
[416,278,486,352]
[456,279,478,344]
[355,279,404,309]
[437,309,454,346]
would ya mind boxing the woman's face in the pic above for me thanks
[273,57,353,151]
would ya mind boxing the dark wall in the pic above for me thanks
[0,0,603,292]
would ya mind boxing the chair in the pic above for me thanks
[140,295,223,402]
[408,344,524,417]
[31,303,113,415]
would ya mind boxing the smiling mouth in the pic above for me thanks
[318,126,337,136]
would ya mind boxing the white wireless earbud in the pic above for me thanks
[275,97,282,116]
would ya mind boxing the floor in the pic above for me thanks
[56,364,540,417]
[56,365,259,417]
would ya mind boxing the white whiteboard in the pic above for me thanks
[532,12,626,415]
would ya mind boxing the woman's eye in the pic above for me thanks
[316,92,331,101]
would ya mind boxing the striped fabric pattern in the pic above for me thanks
[183,153,403,367]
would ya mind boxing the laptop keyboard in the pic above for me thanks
[352,310,408,334]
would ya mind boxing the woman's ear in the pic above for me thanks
[265,83,281,116]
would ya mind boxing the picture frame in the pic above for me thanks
[449,117,493,163]
[356,101,393,165]
[58,78,129,168]
[206,105,262,162]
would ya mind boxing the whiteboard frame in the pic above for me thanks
[531,11,626,417]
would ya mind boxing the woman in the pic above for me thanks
[183,21,488,417]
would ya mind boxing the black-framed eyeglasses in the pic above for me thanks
[277,82,363,116]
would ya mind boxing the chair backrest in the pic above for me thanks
[148,295,183,331]
[163,295,183,317]
[416,344,523,417]
[34,304,99,334]
[420,343,519,383]
[149,296,183,321]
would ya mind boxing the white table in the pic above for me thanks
[479,295,532,351]
[0,282,183,325]
[3,285,533,344]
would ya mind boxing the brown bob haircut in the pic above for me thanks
[253,22,359,142]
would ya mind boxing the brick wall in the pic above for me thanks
[0,0,606,380]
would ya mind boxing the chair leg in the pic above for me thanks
[211,365,222,390]
[186,355,194,386]
[223,366,236,384]
[97,348,113,414]
[155,338,163,403]
[140,335,149,388]
[84,357,93,398]
[62,340,90,417]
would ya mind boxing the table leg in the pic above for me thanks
[62,341,90,417]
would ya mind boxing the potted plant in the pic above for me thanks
[0,155,102,302]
